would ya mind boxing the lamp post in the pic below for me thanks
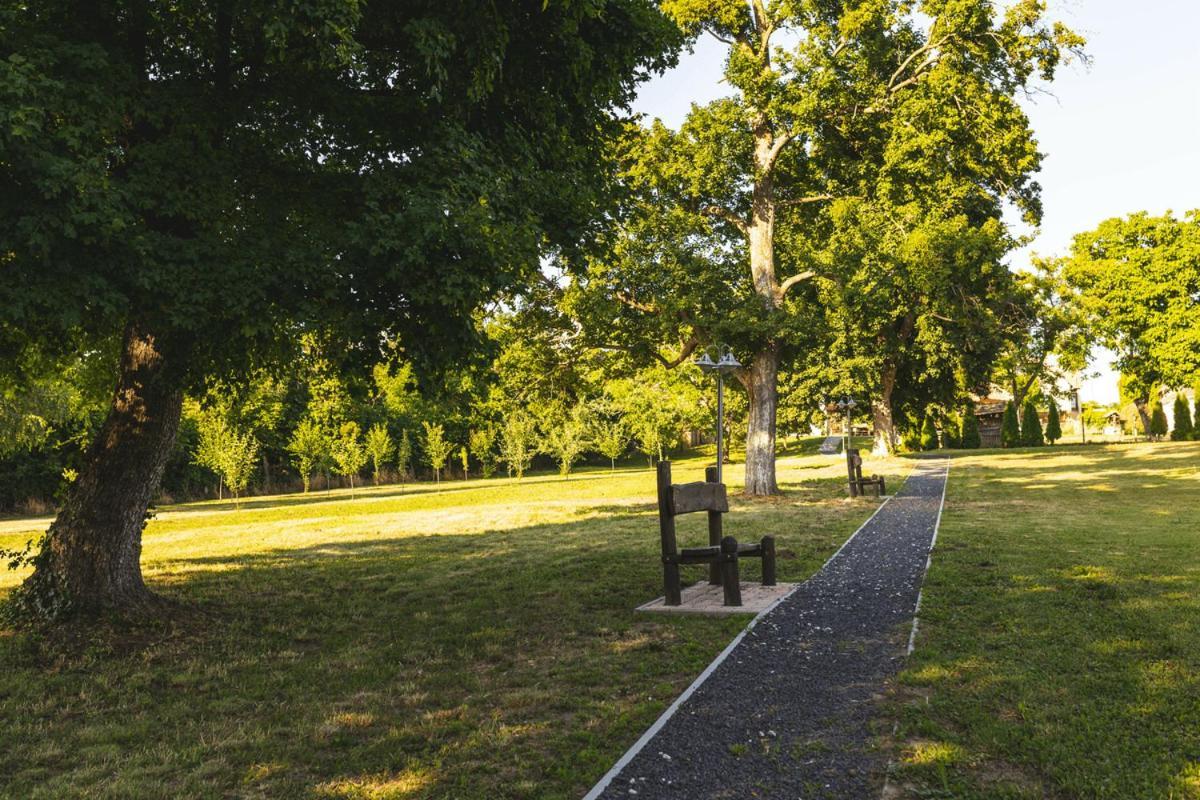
[695,345,742,483]
[1071,385,1085,444]
[834,395,857,453]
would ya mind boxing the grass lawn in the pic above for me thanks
[0,440,902,799]
[887,441,1200,799]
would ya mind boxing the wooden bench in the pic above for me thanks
[846,448,885,498]
[657,462,776,607]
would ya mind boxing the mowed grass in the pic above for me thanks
[887,441,1200,799]
[0,440,904,799]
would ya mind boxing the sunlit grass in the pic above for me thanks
[0,441,903,798]
[887,441,1200,799]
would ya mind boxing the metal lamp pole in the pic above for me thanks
[1072,386,1085,444]
[836,395,857,453]
[695,346,742,483]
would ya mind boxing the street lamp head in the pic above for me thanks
[694,352,717,372]
[715,348,741,374]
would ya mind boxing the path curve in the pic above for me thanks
[586,458,948,800]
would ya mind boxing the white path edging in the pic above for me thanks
[582,469,913,800]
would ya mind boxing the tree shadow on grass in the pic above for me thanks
[0,489,875,800]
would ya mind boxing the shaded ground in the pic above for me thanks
[592,459,946,800]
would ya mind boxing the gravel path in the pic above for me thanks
[587,458,948,800]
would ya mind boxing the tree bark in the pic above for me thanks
[739,116,783,496]
[742,345,780,494]
[872,362,899,455]
[17,324,183,618]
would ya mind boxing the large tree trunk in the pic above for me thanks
[743,345,780,495]
[872,362,898,455]
[739,117,782,496]
[1135,398,1151,437]
[17,324,183,619]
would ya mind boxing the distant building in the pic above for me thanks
[973,399,1009,448]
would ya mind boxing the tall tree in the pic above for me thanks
[1171,394,1194,441]
[1001,401,1021,448]
[0,0,680,618]
[576,0,1084,487]
[422,422,453,485]
[961,410,982,450]
[1066,212,1200,418]
[1045,401,1062,445]
[364,424,393,486]
[1149,395,1169,441]
[995,257,1089,412]
[1021,401,1044,447]
[287,419,328,494]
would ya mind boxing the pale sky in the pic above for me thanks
[631,0,1200,404]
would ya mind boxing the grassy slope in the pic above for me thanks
[888,442,1200,799]
[0,441,902,799]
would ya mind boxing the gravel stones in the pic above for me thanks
[590,459,949,800]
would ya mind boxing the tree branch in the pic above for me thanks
[888,36,951,92]
[779,271,816,296]
[704,27,735,46]
[762,130,794,174]
[776,193,839,207]
[701,205,749,234]
[614,291,658,314]
[655,336,701,369]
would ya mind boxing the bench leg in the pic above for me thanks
[761,535,776,586]
[720,536,742,606]
[664,560,682,606]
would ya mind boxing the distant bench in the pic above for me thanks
[845,448,885,498]
[656,462,776,608]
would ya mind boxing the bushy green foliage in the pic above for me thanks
[920,417,940,451]
[941,414,962,449]
[1066,212,1200,392]
[468,426,499,478]
[194,411,260,507]
[592,415,630,471]
[331,423,367,492]
[365,424,393,486]
[540,403,591,478]
[961,412,982,449]
[1001,402,1021,448]
[1171,395,1194,441]
[1045,401,1062,444]
[287,419,327,493]
[1149,396,1169,439]
[1021,402,1045,447]
[500,412,537,480]
[421,422,453,484]
[396,430,413,482]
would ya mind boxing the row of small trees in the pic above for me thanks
[191,397,677,503]
[999,400,1063,448]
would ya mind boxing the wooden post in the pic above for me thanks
[720,536,742,606]
[658,461,682,606]
[705,465,722,585]
[845,449,858,497]
[761,535,776,586]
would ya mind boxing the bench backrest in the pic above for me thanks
[656,461,726,558]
